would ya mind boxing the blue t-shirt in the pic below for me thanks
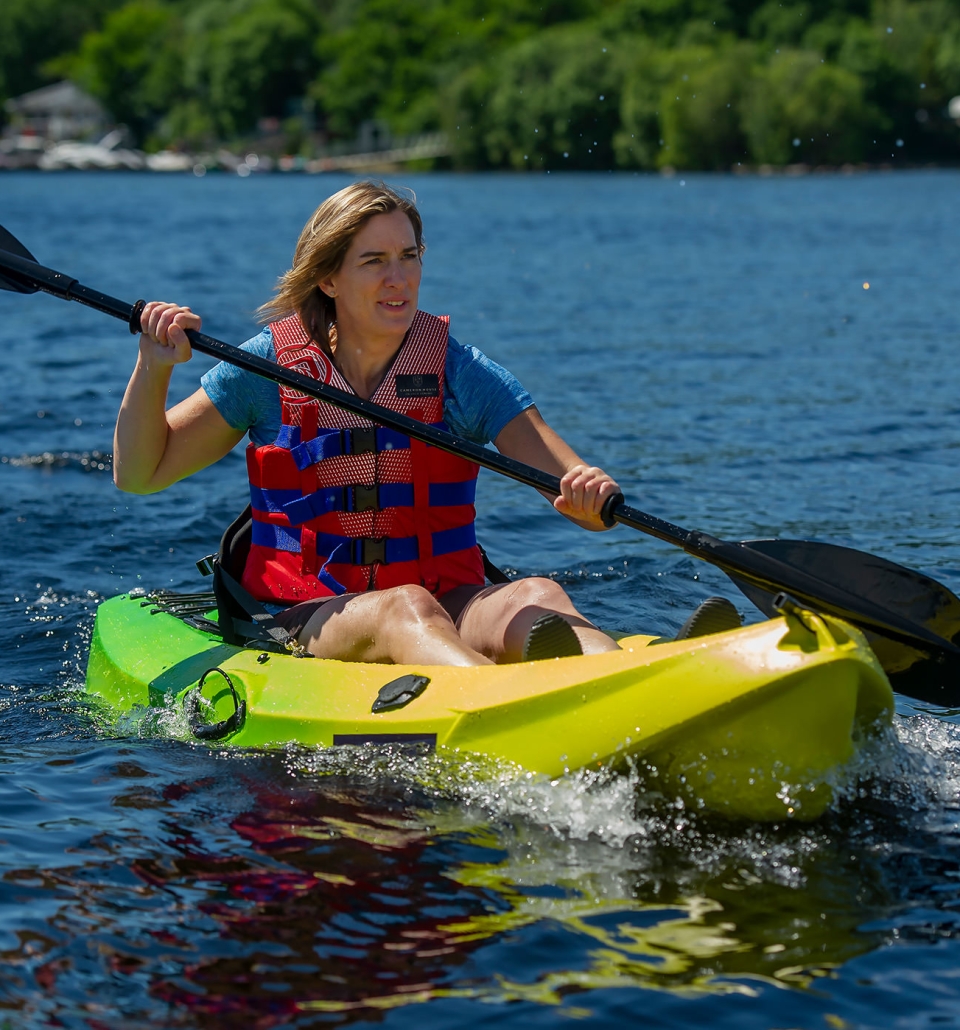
[201,326,534,446]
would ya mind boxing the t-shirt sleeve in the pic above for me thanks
[443,336,534,445]
[200,327,281,442]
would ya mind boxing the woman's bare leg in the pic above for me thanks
[453,577,621,663]
[297,584,493,666]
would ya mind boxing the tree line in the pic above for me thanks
[2,0,959,169]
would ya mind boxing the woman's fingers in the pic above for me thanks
[554,465,620,523]
[139,302,200,365]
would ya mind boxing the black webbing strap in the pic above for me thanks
[213,558,305,655]
[478,544,511,585]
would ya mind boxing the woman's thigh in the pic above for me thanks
[292,585,485,665]
[293,591,407,662]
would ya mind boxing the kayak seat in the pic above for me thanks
[675,596,742,640]
[195,505,304,654]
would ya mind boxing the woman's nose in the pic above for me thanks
[382,259,405,285]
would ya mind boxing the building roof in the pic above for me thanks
[4,81,105,118]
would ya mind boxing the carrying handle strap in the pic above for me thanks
[184,667,246,741]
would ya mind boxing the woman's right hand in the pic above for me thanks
[139,301,201,367]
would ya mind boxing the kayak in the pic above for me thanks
[86,591,894,823]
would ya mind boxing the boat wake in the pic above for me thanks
[112,685,960,855]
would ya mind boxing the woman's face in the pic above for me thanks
[319,210,422,343]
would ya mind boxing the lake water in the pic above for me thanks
[1,169,960,1028]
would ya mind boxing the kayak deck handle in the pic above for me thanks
[371,673,431,713]
[185,667,247,741]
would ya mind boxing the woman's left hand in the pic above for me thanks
[554,464,620,530]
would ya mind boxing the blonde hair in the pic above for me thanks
[258,180,425,352]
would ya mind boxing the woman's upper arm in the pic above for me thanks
[148,388,246,491]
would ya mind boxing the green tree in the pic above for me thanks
[312,0,603,141]
[936,25,960,95]
[840,1,960,158]
[7,0,960,166]
[312,0,449,139]
[51,1,181,144]
[614,38,672,169]
[749,1,813,45]
[0,0,124,107]
[172,0,321,143]
[657,43,753,168]
[603,0,749,43]
[742,49,878,163]
[446,24,625,170]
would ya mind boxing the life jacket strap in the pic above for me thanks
[410,434,438,594]
[250,521,476,564]
[278,425,412,470]
[318,524,477,566]
[262,479,477,526]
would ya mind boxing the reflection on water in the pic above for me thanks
[3,705,960,1025]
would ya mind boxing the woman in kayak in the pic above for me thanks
[114,180,622,667]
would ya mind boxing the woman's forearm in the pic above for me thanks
[113,353,175,494]
[494,407,620,531]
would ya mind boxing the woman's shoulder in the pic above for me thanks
[240,324,275,358]
[442,334,534,444]
[200,325,280,434]
[446,334,496,374]
[446,334,523,389]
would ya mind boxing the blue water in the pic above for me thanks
[2,169,960,1028]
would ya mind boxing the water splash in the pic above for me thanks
[1,450,112,473]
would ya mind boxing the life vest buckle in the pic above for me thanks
[348,484,379,513]
[353,537,387,565]
[344,426,377,455]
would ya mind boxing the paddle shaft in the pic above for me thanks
[2,244,958,657]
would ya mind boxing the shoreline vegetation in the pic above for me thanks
[2,0,959,173]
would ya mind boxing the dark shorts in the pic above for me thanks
[272,598,335,639]
[272,584,490,641]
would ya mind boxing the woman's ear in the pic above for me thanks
[317,277,337,299]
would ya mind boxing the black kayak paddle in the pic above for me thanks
[2,225,959,704]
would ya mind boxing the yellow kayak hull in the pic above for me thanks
[86,593,894,822]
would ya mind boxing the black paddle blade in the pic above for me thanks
[0,225,39,294]
[736,539,960,705]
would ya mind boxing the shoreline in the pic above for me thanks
[1,161,957,176]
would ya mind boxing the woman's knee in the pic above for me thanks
[381,583,451,625]
[505,576,572,613]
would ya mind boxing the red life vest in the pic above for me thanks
[241,310,485,603]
